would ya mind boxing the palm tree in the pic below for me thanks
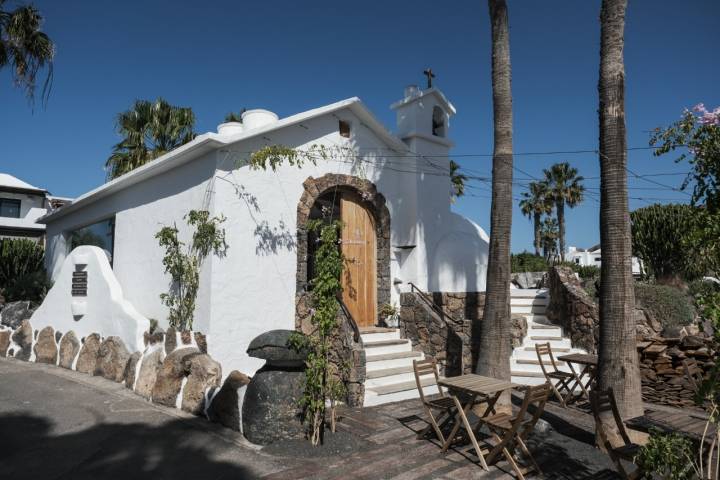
[106,98,196,180]
[543,162,584,260]
[519,181,552,256]
[597,0,643,419]
[540,216,559,262]
[475,0,513,388]
[0,0,54,104]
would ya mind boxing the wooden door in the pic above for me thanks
[340,193,377,328]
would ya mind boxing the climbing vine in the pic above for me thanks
[289,217,346,446]
[156,210,227,331]
[248,144,328,171]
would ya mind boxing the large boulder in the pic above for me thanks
[510,313,528,348]
[152,347,198,407]
[123,351,142,389]
[135,347,164,399]
[33,326,58,364]
[246,329,307,367]
[181,353,222,414]
[11,319,33,361]
[242,368,306,445]
[0,330,10,358]
[94,336,131,382]
[76,333,102,374]
[207,370,252,431]
[164,327,177,354]
[58,331,81,369]
[242,330,308,445]
[0,301,36,329]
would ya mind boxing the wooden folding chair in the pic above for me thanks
[590,388,642,480]
[536,342,578,407]
[413,358,456,444]
[479,382,552,479]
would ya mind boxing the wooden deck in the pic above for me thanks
[262,396,623,479]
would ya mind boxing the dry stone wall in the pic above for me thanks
[0,317,249,434]
[399,291,527,376]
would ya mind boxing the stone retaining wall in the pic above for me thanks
[399,292,527,376]
[545,266,600,353]
[638,335,716,409]
[295,292,365,407]
[0,319,249,432]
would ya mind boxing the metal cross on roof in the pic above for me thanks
[423,68,435,89]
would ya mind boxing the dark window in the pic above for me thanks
[0,198,21,218]
[339,120,351,138]
[69,217,115,264]
[432,106,446,137]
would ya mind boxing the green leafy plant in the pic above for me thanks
[155,210,227,331]
[379,303,397,318]
[289,217,346,446]
[511,251,548,273]
[631,203,709,282]
[248,144,328,171]
[0,238,49,302]
[449,160,466,202]
[224,110,245,123]
[635,428,698,480]
[634,283,695,330]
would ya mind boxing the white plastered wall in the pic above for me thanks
[43,104,489,378]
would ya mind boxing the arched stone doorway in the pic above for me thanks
[295,174,391,407]
[296,174,391,326]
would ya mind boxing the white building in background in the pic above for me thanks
[0,173,71,243]
[567,244,643,276]
[37,85,490,377]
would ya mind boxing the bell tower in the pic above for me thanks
[390,83,456,160]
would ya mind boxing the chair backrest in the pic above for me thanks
[513,382,552,437]
[413,358,443,403]
[590,388,632,449]
[535,342,560,375]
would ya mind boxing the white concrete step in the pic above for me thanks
[364,377,440,406]
[510,297,549,307]
[365,350,423,371]
[365,371,418,388]
[365,364,414,379]
[521,337,572,349]
[362,339,412,356]
[511,289,548,298]
[360,329,400,343]
[511,305,547,314]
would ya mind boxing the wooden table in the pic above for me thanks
[557,353,597,400]
[626,409,716,443]
[437,374,520,468]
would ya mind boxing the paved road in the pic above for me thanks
[0,357,297,480]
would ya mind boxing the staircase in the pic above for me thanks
[510,288,585,385]
[361,327,440,407]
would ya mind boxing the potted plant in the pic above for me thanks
[380,303,399,328]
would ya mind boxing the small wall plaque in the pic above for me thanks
[72,271,88,297]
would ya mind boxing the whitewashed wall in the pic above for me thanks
[43,104,489,378]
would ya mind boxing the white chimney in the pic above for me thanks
[217,122,244,136]
[242,109,279,130]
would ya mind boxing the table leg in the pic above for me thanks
[441,394,477,454]
[566,363,591,403]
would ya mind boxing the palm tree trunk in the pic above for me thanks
[533,211,541,256]
[556,200,565,261]
[598,0,643,420]
[476,0,513,393]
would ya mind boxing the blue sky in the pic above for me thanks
[1,0,719,252]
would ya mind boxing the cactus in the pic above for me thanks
[0,238,49,302]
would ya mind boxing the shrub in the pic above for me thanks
[634,283,695,330]
[635,428,697,480]
[631,203,707,282]
[511,252,548,273]
[0,238,50,302]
